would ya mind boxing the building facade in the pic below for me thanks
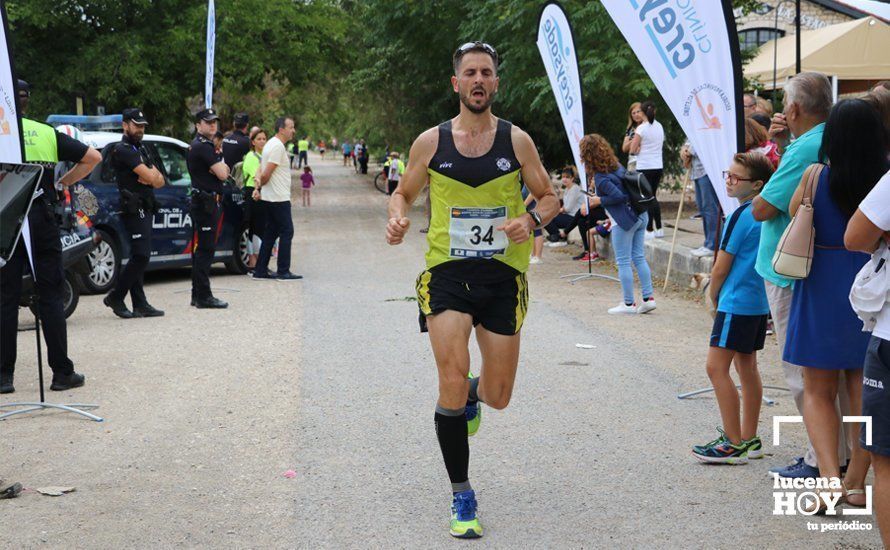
[734,0,870,51]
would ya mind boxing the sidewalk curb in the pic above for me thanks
[593,233,713,284]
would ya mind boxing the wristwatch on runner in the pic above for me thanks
[527,209,543,228]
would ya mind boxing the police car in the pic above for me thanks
[49,115,249,294]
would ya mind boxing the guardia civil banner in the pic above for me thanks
[537,2,587,190]
[0,1,23,163]
[205,0,215,108]
[601,0,744,213]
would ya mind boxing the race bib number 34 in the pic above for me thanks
[449,206,508,259]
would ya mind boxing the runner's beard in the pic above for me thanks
[460,87,496,114]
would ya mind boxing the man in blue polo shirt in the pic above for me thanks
[751,72,849,479]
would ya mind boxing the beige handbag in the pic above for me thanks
[771,163,824,279]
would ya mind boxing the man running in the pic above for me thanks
[386,41,558,539]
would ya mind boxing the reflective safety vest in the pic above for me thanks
[22,118,58,163]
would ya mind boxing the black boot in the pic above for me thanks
[50,372,85,391]
[133,304,165,317]
[0,372,13,394]
[103,294,134,319]
[194,296,228,309]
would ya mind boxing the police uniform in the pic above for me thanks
[187,108,228,308]
[0,86,91,392]
[221,112,250,169]
[415,119,530,336]
[104,108,163,318]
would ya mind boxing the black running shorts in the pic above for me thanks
[415,269,528,336]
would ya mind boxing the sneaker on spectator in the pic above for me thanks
[771,457,820,479]
[608,303,638,315]
[529,256,542,265]
[654,229,665,238]
[690,213,702,220]
[691,246,714,258]
[644,231,655,241]
[546,240,567,248]
[574,252,599,262]
[637,299,657,314]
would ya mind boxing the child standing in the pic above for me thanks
[301,166,315,207]
[692,152,775,465]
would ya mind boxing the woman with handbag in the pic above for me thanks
[581,134,656,315]
[784,99,888,511]
[628,100,665,238]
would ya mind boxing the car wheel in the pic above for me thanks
[30,272,79,319]
[225,226,250,274]
[80,228,119,294]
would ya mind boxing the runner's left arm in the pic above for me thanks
[505,127,559,244]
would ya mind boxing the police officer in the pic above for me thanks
[0,80,101,394]
[187,108,230,309]
[221,112,250,169]
[102,108,166,319]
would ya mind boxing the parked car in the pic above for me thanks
[48,116,249,294]
[19,191,95,319]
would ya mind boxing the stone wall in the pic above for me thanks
[736,1,858,35]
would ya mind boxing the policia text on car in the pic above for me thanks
[102,108,166,319]
[187,108,230,309]
[0,80,101,395]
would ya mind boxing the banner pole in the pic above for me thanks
[663,170,690,291]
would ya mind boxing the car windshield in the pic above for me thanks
[153,142,191,187]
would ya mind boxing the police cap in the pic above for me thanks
[122,107,149,125]
[234,112,249,125]
[195,108,220,122]
[17,79,30,98]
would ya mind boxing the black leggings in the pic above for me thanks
[640,169,663,231]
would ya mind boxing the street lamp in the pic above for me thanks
[773,0,796,111]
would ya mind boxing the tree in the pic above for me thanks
[7,0,349,135]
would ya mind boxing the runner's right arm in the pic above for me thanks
[386,128,437,245]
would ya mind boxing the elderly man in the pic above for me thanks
[752,72,849,480]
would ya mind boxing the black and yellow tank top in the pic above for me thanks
[425,119,530,283]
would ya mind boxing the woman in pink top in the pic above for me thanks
[301,166,316,207]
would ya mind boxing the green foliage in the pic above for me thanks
[343,0,758,176]
[7,0,349,136]
[8,0,758,172]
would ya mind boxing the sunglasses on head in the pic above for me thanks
[454,42,498,60]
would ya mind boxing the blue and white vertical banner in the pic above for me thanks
[205,0,215,109]
[601,0,744,213]
[537,2,587,190]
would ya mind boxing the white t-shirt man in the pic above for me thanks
[859,170,890,340]
[261,136,292,202]
[635,120,664,170]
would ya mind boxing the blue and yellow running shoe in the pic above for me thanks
[692,427,727,455]
[692,440,749,465]
[466,372,481,437]
[450,490,483,538]
[743,435,764,459]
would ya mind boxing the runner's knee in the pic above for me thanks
[481,382,512,409]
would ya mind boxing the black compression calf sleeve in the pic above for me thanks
[468,376,480,404]
[434,406,471,493]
